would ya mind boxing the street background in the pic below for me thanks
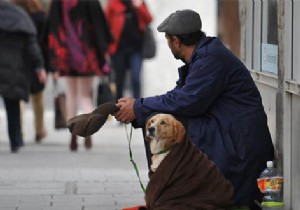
[0,1,216,209]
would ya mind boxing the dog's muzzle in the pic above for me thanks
[147,126,155,138]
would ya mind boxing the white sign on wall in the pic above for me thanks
[261,43,278,74]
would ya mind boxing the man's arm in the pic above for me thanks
[135,57,226,127]
[115,56,226,127]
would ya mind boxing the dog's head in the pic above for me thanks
[145,114,186,150]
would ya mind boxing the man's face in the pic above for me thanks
[165,34,181,60]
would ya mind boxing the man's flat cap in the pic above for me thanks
[157,9,202,35]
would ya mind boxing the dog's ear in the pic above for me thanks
[174,120,186,143]
[145,118,152,142]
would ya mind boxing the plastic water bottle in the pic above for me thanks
[257,161,284,209]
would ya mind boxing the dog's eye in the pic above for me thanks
[160,120,166,125]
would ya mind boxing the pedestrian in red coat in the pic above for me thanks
[105,0,153,99]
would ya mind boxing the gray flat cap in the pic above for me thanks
[157,9,202,35]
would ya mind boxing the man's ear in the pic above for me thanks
[172,36,181,47]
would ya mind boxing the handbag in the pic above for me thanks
[142,25,156,59]
[54,80,67,129]
[96,77,115,106]
[54,93,67,129]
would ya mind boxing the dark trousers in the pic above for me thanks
[111,49,143,99]
[3,97,23,150]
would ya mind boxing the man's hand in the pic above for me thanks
[115,97,136,124]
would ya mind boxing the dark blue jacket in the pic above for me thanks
[133,36,274,206]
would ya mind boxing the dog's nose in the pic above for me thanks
[148,126,155,135]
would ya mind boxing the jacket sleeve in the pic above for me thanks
[46,0,61,72]
[104,1,113,28]
[134,56,227,127]
[26,35,45,72]
[135,2,153,30]
[88,0,114,56]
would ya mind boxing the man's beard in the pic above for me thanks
[172,52,180,60]
[172,52,185,63]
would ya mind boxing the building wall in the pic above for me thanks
[240,1,300,209]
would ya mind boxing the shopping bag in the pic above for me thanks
[96,77,115,106]
[54,93,67,129]
[142,26,156,59]
[53,79,67,129]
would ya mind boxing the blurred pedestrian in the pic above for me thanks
[0,0,47,152]
[12,0,56,143]
[105,0,153,100]
[47,0,113,151]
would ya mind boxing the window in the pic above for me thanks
[261,0,278,74]
[293,1,300,81]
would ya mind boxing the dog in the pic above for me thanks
[143,113,234,210]
[145,113,186,172]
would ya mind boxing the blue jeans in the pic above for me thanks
[111,49,143,99]
[3,98,23,150]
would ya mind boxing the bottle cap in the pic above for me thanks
[267,161,273,168]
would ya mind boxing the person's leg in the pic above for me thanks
[3,98,23,152]
[230,158,265,210]
[78,76,94,149]
[19,100,26,142]
[31,90,47,142]
[111,53,127,100]
[65,77,79,151]
[129,51,143,98]
[65,77,79,120]
[78,77,94,114]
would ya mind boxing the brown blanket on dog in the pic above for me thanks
[145,138,234,210]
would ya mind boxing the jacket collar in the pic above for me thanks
[177,36,215,86]
[190,35,215,63]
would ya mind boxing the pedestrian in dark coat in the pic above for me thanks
[12,0,54,143]
[114,9,275,209]
[0,0,47,152]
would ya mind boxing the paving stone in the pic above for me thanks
[19,195,52,203]
[0,109,148,209]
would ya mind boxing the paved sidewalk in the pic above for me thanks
[0,109,149,210]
